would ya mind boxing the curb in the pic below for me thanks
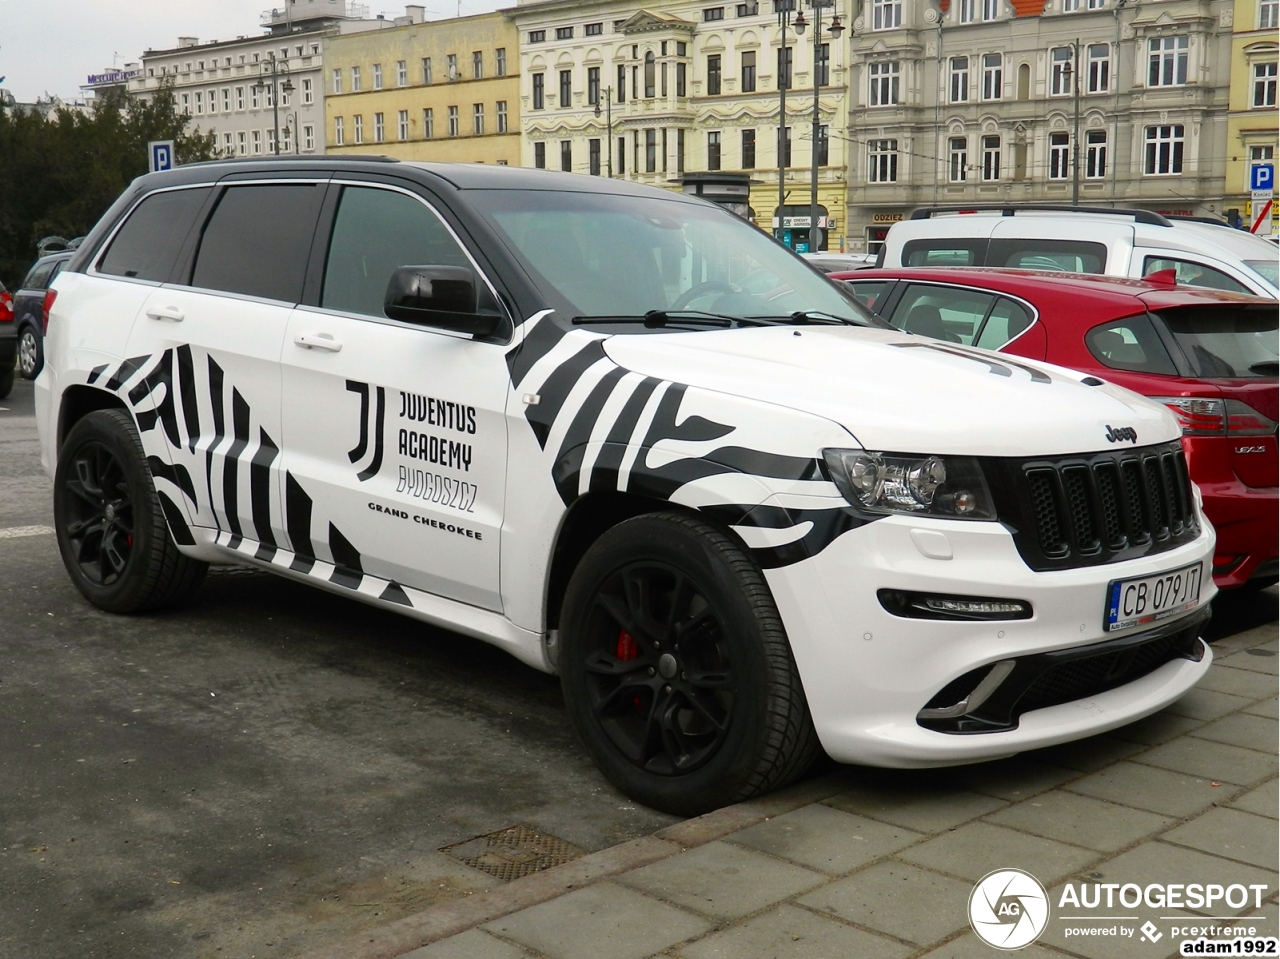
[297,773,847,959]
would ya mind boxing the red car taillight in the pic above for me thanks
[1156,397,1277,437]
[0,292,12,323]
[41,288,57,335]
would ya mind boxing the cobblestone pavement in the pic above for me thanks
[305,619,1278,959]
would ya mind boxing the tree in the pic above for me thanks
[0,80,216,289]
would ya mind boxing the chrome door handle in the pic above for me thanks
[293,332,342,352]
[145,305,184,322]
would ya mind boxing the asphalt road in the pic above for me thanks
[1,374,1275,958]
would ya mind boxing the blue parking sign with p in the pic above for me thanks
[148,140,175,174]
[1251,163,1274,191]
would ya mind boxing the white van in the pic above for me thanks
[879,207,1279,299]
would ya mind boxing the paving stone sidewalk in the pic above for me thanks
[304,623,1278,959]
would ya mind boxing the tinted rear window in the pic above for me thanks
[1085,314,1178,376]
[98,188,212,282]
[902,239,987,267]
[191,184,326,303]
[988,239,1107,274]
[22,259,58,291]
[1156,305,1279,379]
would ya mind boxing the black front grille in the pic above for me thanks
[984,441,1200,571]
[918,605,1210,734]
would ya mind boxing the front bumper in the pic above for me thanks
[764,511,1216,768]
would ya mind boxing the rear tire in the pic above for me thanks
[559,511,820,816]
[18,327,42,379]
[54,409,206,613]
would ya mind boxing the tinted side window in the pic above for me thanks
[22,260,57,291]
[192,184,326,303]
[975,297,1033,350]
[891,284,995,345]
[1143,256,1251,295]
[321,186,471,318]
[98,187,212,282]
[1085,314,1178,375]
[846,280,892,313]
[988,239,1107,274]
[902,238,988,267]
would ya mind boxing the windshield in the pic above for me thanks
[469,189,873,326]
[1156,305,1279,378]
[1244,259,1280,290]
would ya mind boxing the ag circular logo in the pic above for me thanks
[968,868,1050,950]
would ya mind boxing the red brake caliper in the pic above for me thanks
[616,630,644,712]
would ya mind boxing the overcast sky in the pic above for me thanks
[0,0,502,103]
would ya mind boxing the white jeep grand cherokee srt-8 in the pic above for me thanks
[36,159,1216,814]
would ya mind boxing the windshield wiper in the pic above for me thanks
[1248,360,1279,376]
[573,310,764,329]
[788,310,853,326]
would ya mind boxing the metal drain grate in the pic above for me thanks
[441,824,584,882]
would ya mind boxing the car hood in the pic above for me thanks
[602,326,1181,456]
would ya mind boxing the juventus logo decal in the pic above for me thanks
[346,379,385,482]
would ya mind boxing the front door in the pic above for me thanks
[279,182,509,610]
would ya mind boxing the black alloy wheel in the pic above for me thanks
[62,440,135,586]
[584,561,735,775]
[560,511,820,816]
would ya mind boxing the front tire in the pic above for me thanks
[559,511,820,816]
[18,327,42,379]
[54,409,206,613]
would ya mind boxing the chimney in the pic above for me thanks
[178,36,199,47]
[405,4,426,21]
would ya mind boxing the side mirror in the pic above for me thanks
[384,265,502,336]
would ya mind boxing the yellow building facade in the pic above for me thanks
[324,12,521,164]
[1227,0,1278,232]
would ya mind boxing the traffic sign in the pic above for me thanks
[1250,163,1274,191]
[148,140,175,174]
[1251,192,1274,236]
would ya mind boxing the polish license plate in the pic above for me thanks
[1105,563,1203,632]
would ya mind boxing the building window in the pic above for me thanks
[707,130,721,170]
[448,106,459,137]
[742,128,756,168]
[676,129,685,172]
[222,131,233,155]
[473,51,484,79]
[238,130,248,155]
[1261,0,1279,28]
[778,46,793,89]
[1088,0,1105,7]
[266,129,277,154]
[236,86,245,110]
[353,114,363,143]
[737,2,759,14]
[741,51,756,93]
[589,138,602,174]
[982,0,999,19]
[253,129,263,154]
[373,63,383,89]
[1148,36,1188,87]
[497,100,508,132]
[374,112,385,142]
[586,22,603,35]
[816,124,829,165]
[617,64,627,101]
[646,52,657,97]
[780,125,792,166]
[1049,132,1070,179]
[872,0,901,29]
[982,53,1003,100]
[707,55,722,95]
[949,136,967,181]
[868,139,897,182]
[422,57,433,83]
[982,134,1001,179]
[496,48,507,76]
[533,73,545,109]
[1254,63,1278,107]
[1251,146,1276,192]
[1050,47,1073,96]
[581,67,597,105]
[304,124,314,151]
[529,30,546,42]
[958,0,975,22]
[561,140,572,171]
[704,6,725,20]
[816,43,830,86]
[281,126,292,152]
[869,61,899,106]
[250,87,259,110]
[559,69,572,105]
[1064,0,1079,9]
[351,66,361,91]
[1087,44,1109,93]
[950,56,969,102]
[301,78,313,104]
[468,103,481,135]
[639,128,653,171]
[555,26,573,41]
[677,61,687,96]
[423,108,434,138]
[534,141,546,168]
[1086,130,1107,178]
[396,60,407,86]
[448,54,458,81]
[334,116,344,145]
[1144,124,1183,174]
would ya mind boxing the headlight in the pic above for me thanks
[822,449,996,520]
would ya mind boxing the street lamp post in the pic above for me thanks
[593,85,613,177]
[776,0,792,243]
[253,52,295,157]
[287,111,300,154]
[792,0,843,253]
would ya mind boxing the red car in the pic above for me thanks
[830,267,1278,591]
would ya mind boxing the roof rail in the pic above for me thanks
[180,154,402,169]
[909,205,1173,227]
[1163,214,1229,226]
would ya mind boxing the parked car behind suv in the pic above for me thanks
[0,280,14,398]
[834,266,1278,592]
[14,250,73,380]
[880,207,1278,299]
[37,159,1216,814]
